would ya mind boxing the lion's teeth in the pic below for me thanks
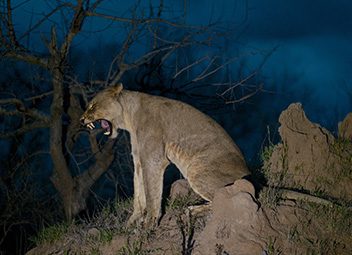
[104,131,110,135]
[87,123,95,129]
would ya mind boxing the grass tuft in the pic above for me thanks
[31,222,70,245]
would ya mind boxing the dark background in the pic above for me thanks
[0,1,351,254]
[3,0,352,159]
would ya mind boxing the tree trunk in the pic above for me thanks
[49,67,76,220]
[49,68,115,220]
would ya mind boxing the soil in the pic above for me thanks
[27,103,352,255]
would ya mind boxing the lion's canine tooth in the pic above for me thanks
[87,122,95,129]
[104,131,110,135]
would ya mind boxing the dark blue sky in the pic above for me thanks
[204,0,351,109]
[13,0,352,107]
[248,1,352,128]
[186,0,352,159]
[7,0,352,161]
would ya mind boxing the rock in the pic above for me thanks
[87,228,100,239]
[169,179,200,201]
[339,112,352,140]
[226,179,256,197]
[194,181,275,255]
[265,103,352,201]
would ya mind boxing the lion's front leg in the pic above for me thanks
[142,159,168,227]
[127,150,147,227]
[127,155,169,228]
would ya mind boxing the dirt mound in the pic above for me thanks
[27,103,352,255]
[194,104,352,254]
[339,112,352,140]
[265,103,352,201]
[193,180,273,255]
[194,180,352,255]
[169,179,202,202]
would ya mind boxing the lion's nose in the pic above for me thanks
[80,117,85,125]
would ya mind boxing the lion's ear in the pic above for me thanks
[112,83,123,96]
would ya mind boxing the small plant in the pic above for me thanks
[99,228,115,243]
[31,222,70,245]
[258,187,282,210]
[215,243,229,255]
[118,239,147,255]
[306,202,352,234]
[266,237,282,255]
[260,138,290,189]
[117,233,160,255]
[89,248,100,255]
[261,144,275,164]
[292,201,352,255]
[169,195,205,255]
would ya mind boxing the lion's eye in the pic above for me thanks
[87,103,96,111]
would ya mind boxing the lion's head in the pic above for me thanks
[80,83,124,139]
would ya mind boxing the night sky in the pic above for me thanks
[189,0,352,160]
[243,0,352,120]
[194,0,352,118]
[3,0,352,162]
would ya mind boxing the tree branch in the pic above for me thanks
[0,98,50,122]
[6,0,20,48]
[223,84,263,104]
[172,56,209,79]
[60,0,86,58]
[2,51,48,67]
[18,3,70,42]
[85,11,202,29]
[0,121,50,138]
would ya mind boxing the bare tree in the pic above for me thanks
[0,0,260,221]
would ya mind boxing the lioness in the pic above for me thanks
[80,84,249,226]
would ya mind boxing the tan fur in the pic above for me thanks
[81,84,249,226]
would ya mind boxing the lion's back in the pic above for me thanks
[131,92,249,200]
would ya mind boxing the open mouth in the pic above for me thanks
[85,119,112,136]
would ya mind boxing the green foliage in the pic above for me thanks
[258,187,282,210]
[116,226,161,255]
[266,237,282,255]
[89,248,100,255]
[289,201,352,255]
[28,197,134,253]
[99,229,115,243]
[113,198,134,223]
[31,222,70,245]
[261,144,275,164]
[167,194,205,255]
[306,202,352,235]
[118,238,157,255]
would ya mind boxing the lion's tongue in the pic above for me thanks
[101,119,109,129]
